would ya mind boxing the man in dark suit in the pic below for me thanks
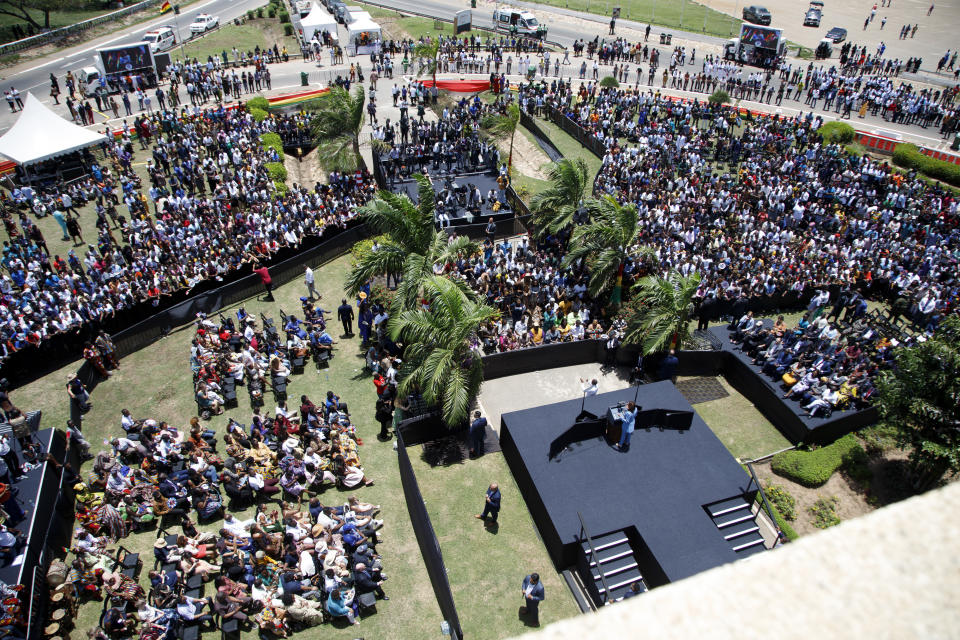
[354,563,388,600]
[469,411,488,457]
[657,349,679,382]
[337,299,355,336]
[475,483,500,523]
[520,573,544,624]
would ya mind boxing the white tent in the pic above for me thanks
[347,16,381,52]
[300,3,338,43]
[0,93,106,166]
[346,9,372,24]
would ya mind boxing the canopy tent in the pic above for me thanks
[300,3,338,43]
[0,93,106,166]
[347,17,381,54]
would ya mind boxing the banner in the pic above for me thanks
[160,0,171,13]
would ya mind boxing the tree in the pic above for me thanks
[388,276,499,427]
[308,85,365,172]
[623,270,701,355]
[346,174,479,311]
[562,194,655,302]
[413,37,440,88]
[481,103,521,173]
[529,158,590,238]
[0,0,79,31]
[875,316,960,490]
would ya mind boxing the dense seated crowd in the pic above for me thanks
[66,365,386,637]
[424,80,956,414]
[0,105,375,361]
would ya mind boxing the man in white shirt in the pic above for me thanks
[223,513,254,539]
[576,377,599,422]
[304,266,317,301]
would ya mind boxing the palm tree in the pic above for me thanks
[481,103,521,173]
[529,158,590,238]
[413,37,441,87]
[562,194,656,302]
[623,270,702,355]
[346,174,479,310]
[389,275,499,427]
[308,85,365,172]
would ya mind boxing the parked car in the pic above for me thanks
[142,26,176,52]
[742,5,772,25]
[803,1,823,26]
[825,26,847,42]
[189,13,219,34]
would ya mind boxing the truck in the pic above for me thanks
[723,23,786,69]
[78,42,158,98]
[492,6,547,39]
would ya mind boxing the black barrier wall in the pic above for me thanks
[395,427,463,640]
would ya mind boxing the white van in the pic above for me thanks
[492,7,546,38]
[142,26,176,53]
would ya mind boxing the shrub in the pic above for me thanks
[268,7,276,18]
[771,434,863,487]
[279,11,290,23]
[892,143,960,187]
[246,9,255,19]
[246,96,270,111]
[770,501,799,541]
[256,7,263,17]
[368,283,397,309]
[764,485,797,521]
[260,132,284,156]
[842,445,873,486]
[708,89,730,105]
[808,496,841,529]
[265,161,288,183]
[248,107,268,122]
[284,23,294,36]
[818,121,855,145]
[598,75,619,88]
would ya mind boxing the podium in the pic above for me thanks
[605,406,627,445]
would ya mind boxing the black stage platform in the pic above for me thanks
[500,382,759,587]
[708,326,877,443]
[387,172,513,228]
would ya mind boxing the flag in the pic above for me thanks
[160,1,171,13]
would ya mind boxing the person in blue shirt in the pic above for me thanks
[520,573,545,622]
[614,401,637,451]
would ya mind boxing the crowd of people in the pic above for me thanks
[0,103,375,363]
[416,78,957,415]
[65,360,387,638]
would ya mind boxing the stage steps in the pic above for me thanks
[577,530,646,606]
[706,496,767,558]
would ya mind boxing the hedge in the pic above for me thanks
[249,107,268,122]
[708,89,730,105]
[265,161,288,182]
[818,121,855,144]
[599,75,619,88]
[892,143,960,187]
[260,132,284,156]
[770,434,864,487]
[246,96,270,111]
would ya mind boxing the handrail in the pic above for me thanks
[577,511,613,605]
[745,461,781,547]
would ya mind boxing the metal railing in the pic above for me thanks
[745,461,781,547]
[578,511,613,605]
[0,0,163,57]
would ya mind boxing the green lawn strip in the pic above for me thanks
[173,20,298,64]
[410,449,580,639]
[354,1,447,41]
[19,254,443,640]
[531,0,740,39]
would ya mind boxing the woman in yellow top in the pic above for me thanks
[557,317,572,341]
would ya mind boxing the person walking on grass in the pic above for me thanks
[475,483,500,524]
[253,262,274,302]
[337,298,354,336]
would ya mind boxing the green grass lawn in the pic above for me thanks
[410,449,580,637]
[691,376,792,461]
[173,19,299,64]
[354,1,449,42]
[533,0,740,38]
[18,253,449,639]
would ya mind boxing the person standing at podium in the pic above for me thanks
[614,401,637,451]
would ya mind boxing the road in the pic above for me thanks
[0,0,265,121]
